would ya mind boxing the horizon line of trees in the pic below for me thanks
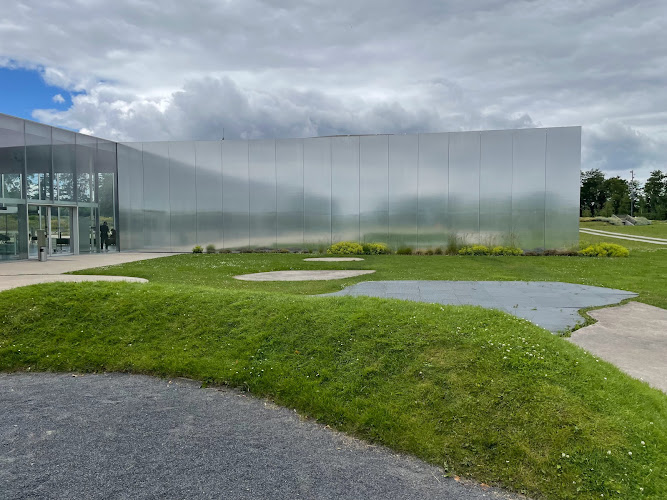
[580,169,667,220]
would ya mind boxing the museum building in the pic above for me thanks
[0,112,581,261]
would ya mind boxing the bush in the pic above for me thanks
[327,241,364,255]
[205,244,216,254]
[362,242,392,255]
[490,246,524,256]
[396,247,413,255]
[579,243,629,258]
[458,244,490,256]
[192,245,203,254]
[434,247,443,255]
[217,248,231,254]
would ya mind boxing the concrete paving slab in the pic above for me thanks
[324,281,638,333]
[303,257,365,262]
[234,270,376,281]
[0,373,523,500]
[568,302,667,392]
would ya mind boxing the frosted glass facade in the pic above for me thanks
[117,126,581,252]
[1,110,581,259]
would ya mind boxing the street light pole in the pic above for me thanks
[630,170,634,217]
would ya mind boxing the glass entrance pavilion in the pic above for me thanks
[0,113,118,261]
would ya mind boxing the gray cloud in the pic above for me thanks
[2,0,666,180]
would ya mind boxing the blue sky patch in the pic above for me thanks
[0,67,71,120]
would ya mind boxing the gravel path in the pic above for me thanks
[0,373,523,500]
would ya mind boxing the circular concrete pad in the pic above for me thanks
[303,257,365,262]
[0,274,148,292]
[234,270,375,281]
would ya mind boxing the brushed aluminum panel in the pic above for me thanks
[142,141,171,251]
[169,141,197,252]
[512,129,546,251]
[480,130,513,246]
[417,133,448,249]
[303,137,331,247]
[195,141,223,249]
[249,139,277,248]
[276,139,304,248]
[545,127,581,249]
[222,140,249,249]
[448,131,480,245]
[388,134,418,249]
[359,135,388,244]
[331,136,360,243]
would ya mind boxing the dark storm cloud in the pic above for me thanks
[2,0,666,179]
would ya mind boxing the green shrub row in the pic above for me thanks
[458,245,523,256]
[326,241,392,255]
[578,243,630,257]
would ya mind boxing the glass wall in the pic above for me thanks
[0,112,118,260]
[117,127,581,252]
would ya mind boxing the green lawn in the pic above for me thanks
[1,228,666,499]
[72,245,667,309]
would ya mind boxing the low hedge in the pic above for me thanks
[579,243,629,257]
[328,241,392,255]
[459,245,523,256]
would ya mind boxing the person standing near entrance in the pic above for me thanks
[100,221,110,251]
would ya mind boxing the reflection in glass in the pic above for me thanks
[26,121,52,201]
[0,203,21,260]
[53,129,76,202]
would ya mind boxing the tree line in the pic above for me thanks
[580,169,667,219]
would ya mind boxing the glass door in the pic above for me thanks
[50,206,73,255]
[28,204,78,258]
[78,206,99,254]
[28,205,48,259]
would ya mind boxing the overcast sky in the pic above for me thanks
[1,0,665,182]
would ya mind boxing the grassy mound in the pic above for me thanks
[1,282,665,499]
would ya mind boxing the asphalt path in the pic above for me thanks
[1,373,524,500]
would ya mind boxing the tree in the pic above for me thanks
[604,176,631,215]
[644,170,667,219]
[580,169,607,216]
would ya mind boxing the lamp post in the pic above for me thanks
[630,170,634,217]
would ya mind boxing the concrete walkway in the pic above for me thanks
[0,373,523,500]
[568,302,667,392]
[579,228,667,245]
[0,253,174,292]
[0,252,175,276]
[325,281,638,333]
